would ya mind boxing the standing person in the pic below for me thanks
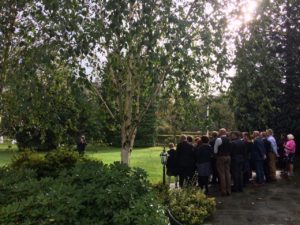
[195,136,213,194]
[214,128,231,196]
[261,132,272,182]
[266,129,279,181]
[187,136,194,145]
[194,137,201,147]
[252,131,266,185]
[166,143,179,188]
[278,134,287,171]
[176,135,195,188]
[284,134,296,177]
[242,132,254,185]
[210,131,219,184]
[230,131,247,192]
[77,135,87,156]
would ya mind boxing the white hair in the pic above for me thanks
[287,134,294,140]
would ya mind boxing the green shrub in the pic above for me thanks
[152,182,170,205]
[45,148,80,170]
[0,161,168,225]
[10,149,82,178]
[168,188,216,225]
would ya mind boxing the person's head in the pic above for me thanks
[180,135,187,142]
[266,129,273,136]
[169,142,175,149]
[287,134,294,140]
[211,131,218,139]
[219,128,227,136]
[253,131,260,138]
[243,132,251,141]
[201,135,209,144]
[230,131,240,140]
[261,131,267,138]
[197,138,203,146]
[187,136,193,143]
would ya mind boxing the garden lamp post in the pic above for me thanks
[160,147,169,185]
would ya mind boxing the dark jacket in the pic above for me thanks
[176,141,195,167]
[195,144,213,164]
[262,138,272,154]
[167,149,177,168]
[166,149,178,176]
[209,138,217,151]
[231,139,247,159]
[217,137,231,156]
[77,140,87,152]
[244,141,254,160]
[252,137,266,161]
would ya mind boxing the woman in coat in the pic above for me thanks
[195,136,213,194]
[166,143,179,188]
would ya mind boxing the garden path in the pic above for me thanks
[205,171,300,225]
[170,170,300,225]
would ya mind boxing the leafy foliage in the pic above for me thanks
[84,0,229,162]
[0,0,230,162]
[230,0,300,134]
[157,94,235,135]
[0,161,168,225]
[0,1,112,149]
[135,103,158,147]
[169,188,216,225]
[10,149,81,178]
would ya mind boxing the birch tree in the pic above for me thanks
[88,0,229,164]
[1,0,229,164]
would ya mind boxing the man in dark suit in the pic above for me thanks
[261,131,272,182]
[252,131,266,185]
[176,135,195,188]
[230,131,247,192]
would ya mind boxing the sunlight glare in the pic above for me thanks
[242,0,258,23]
[227,0,260,33]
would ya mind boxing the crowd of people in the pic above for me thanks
[166,128,297,196]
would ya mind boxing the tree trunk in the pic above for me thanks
[0,5,17,94]
[121,143,131,165]
[121,123,137,165]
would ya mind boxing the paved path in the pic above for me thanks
[204,171,300,225]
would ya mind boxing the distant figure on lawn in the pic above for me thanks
[166,143,179,188]
[77,135,87,156]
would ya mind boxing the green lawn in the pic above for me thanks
[0,144,165,183]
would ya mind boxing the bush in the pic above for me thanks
[168,188,216,225]
[0,161,168,225]
[152,182,170,205]
[10,149,82,178]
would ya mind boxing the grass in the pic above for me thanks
[0,143,165,183]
